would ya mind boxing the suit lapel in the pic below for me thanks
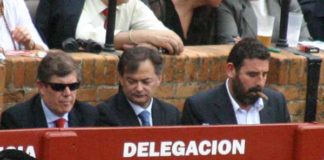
[68,104,80,127]
[151,99,163,126]
[260,98,274,123]
[241,0,257,37]
[212,84,237,124]
[116,93,141,126]
[32,95,49,128]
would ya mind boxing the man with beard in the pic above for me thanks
[182,38,290,125]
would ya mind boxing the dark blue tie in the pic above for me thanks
[138,110,151,126]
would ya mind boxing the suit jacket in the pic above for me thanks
[35,0,85,49]
[0,94,98,129]
[96,92,181,126]
[182,83,291,125]
[215,0,311,44]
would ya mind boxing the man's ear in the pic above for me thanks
[157,74,162,85]
[36,80,45,96]
[117,73,124,86]
[226,63,236,78]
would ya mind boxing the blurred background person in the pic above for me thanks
[146,0,223,45]
[298,0,324,41]
[0,0,47,51]
[215,0,311,44]
[35,0,183,55]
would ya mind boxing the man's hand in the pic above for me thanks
[11,26,35,50]
[128,30,184,55]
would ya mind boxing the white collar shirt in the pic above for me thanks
[225,79,264,125]
[41,98,69,128]
[76,0,167,46]
[127,98,153,126]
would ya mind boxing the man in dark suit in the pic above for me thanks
[97,47,180,126]
[1,51,98,129]
[182,38,290,125]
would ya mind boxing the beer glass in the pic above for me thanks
[287,13,303,47]
[257,16,275,48]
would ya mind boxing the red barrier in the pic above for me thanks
[0,124,323,160]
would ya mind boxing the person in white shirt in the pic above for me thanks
[0,0,47,51]
[35,0,183,55]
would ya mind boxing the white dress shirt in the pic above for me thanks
[76,0,167,46]
[41,98,69,128]
[128,98,153,126]
[225,79,264,124]
[0,0,48,51]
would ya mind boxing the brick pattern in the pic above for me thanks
[0,46,322,123]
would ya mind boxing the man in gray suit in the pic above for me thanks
[215,0,311,44]
[182,38,290,125]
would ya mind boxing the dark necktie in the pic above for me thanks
[138,110,151,126]
[101,8,108,29]
[55,118,66,128]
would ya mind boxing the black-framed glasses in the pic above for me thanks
[44,82,80,92]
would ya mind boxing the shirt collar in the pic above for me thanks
[92,0,122,14]
[127,98,153,116]
[41,98,69,124]
[225,79,264,112]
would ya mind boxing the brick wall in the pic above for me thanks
[0,45,323,122]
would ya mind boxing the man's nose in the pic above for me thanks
[135,82,144,91]
[62,86,72,96]
[256,74,267,87]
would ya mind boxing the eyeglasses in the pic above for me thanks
[44,82,80,92]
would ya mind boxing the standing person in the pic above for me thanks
[97,47,180,126]
[0,0,47,51]
[147,0,223,45]
[215,0,311,44]
[299,0,324,41]
[182,38,290,125]
[1,51,98,129]
[35,0,183,55]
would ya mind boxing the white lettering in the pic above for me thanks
[160,141,172,157]
[172,141,185,156]
[26,145,36,158]
[218,140,232,155]
[149,142,159,157]
[0,145,36,158]
[185,141,198,156]
[137,142,149,157]
[232,140,245,155]
[211,140,218,155]
[123,142,137,158]
[122,139,246,158]
[198,140,211,156]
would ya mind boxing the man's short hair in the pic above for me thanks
[227,38,270,70]
[118,47,163,76]
[37,50,80,83]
